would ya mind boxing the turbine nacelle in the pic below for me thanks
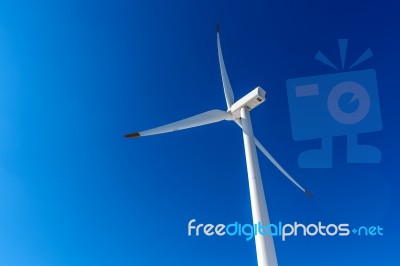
[229,86,267,118]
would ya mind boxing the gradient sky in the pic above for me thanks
[0,0,399,265]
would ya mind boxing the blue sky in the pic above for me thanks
[0,0,399,265]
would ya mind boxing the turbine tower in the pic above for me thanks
[125,25,313,266]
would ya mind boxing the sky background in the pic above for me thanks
[0,0,399,265]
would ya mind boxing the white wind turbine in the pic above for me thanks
[125,25,313,266]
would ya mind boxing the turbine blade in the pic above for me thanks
[234,120,313,198]
[254,137,313,198]
[217,25,235,109]
[125,109,232,138]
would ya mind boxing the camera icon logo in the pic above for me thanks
[328,80,370,125]
[286,40,382,168]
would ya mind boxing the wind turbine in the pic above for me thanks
[125,25,313,266]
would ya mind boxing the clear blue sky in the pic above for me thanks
[0,0,399,265]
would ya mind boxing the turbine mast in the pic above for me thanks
[240,107,278,266]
